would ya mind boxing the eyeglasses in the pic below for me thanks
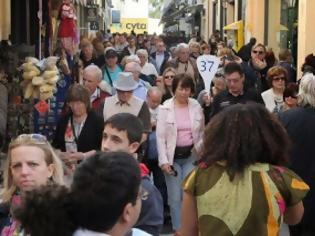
[272,76,286,81]
[252,50,264,55]
[16,133,48,143]
[287,94,298,99]
[164,75,174,79]
[116,89,132,94]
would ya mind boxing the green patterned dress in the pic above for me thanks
[183,161,309,236]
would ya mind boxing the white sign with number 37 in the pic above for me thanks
[197,55,220,92]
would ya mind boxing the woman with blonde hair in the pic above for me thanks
[188,42,201,59]
[0,133,64,235]
[157,67,177,103]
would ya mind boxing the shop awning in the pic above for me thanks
[160,3,203,24]
[162,0,175,15]
[223,20,245,51]
[185,4,204,14]
[223,20,243,30]
[160,7,185,24]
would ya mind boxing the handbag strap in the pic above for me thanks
[70,116,79,145]
[104,66,113,86]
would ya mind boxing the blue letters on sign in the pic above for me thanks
[200,60,215,72]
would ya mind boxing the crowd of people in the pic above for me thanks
[0,29,314,236]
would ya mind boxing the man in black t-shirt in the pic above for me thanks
[210,62,263,118]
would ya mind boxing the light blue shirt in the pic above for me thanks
[133,80,148,101]
[103,65,123,87]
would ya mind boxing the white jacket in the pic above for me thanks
[156,97,204,166]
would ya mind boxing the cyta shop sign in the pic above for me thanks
[111,18,148,34]
[126,23,147,30]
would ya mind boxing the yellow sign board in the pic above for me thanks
[111,18,148,34]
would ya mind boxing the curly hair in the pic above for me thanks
[201,103,290,180]
[301,53,315,73]
[14,184,75,236]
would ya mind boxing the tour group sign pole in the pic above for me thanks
[37,0,42,60]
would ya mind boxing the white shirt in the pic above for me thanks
[73,228,152,236]
[141,62,158,77]
[132,228,152,236]
[73,229,110,236]
[149,106,159,125]
[261,88,284,112]
[155,52,165,72]
[90,88,99,103]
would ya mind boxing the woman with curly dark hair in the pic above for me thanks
[180,103,309,236]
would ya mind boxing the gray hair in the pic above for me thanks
[125,61,142,73]
[177,43,189,51]
[84,64,102,81]
[136,49,148,59]
[298,72,315,108]
[148,86,162,98]
[125,55,141,64]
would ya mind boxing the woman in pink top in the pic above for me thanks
[156,73,204,232]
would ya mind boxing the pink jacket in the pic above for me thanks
[156,97,204,166]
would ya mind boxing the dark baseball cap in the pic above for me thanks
[104,47,118,58]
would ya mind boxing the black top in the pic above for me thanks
[278,106,315,228]
[210,89,263,118]
[53,110,104,152]
[79,50,106,68]
[161,88,173,104]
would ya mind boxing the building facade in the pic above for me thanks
[206,0,315,79]
[161,0,314,80]
[110,0,149,34]
[0,0,112,56]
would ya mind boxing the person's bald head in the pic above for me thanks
[147,87,162,109]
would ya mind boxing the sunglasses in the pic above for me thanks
[164,75,174,79]
[16,133,48,143]
[252,50,264,55]
[272,76,286,81]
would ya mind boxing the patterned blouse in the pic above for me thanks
[183,161,309,236]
